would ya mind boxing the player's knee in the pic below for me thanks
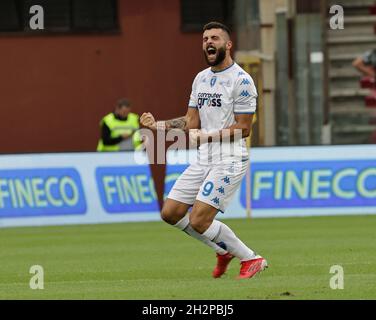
[160,206,177,225]
[189,215,207,234]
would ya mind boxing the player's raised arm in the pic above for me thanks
[190,113,254,145]
[220,113,254,140]
[140,107,200,132]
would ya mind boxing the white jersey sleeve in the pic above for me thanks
[233,75,258,114]
[188,73,200,108]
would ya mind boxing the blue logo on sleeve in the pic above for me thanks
[0,168,87,217]
[239,90,250,97]
[240,78,251,85]
[96,166,159,213]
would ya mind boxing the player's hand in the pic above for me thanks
[189,129,203,145]
[140,112,156,130]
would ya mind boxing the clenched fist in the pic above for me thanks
[140,112,156,130]
[189,129,203,145]
[189,129,211,146]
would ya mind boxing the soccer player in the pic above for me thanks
[140,22,267,279]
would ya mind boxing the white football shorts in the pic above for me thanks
[167,159,249,213]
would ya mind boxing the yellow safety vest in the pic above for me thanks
[97,112,142,152]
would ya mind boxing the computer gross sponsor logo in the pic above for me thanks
[197,93,223,108]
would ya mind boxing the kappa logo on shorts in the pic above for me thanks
[217,186,225,194]
[222,176,230,184]
[211,197,220,205]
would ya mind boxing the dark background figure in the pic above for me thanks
[97,98,142,152]
[353,49,376,78]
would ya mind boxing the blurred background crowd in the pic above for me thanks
[0,0,375,154]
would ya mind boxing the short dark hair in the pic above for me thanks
[203,21,231,37]
[117,98,131,108]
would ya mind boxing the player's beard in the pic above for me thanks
[204,45,226,67]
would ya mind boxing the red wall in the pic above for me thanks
[0,0,206,153]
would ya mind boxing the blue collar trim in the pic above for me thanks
[210,62,235,74]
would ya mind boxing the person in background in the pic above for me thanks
[352,49,376,78]
[97,98,142,152]
[353,49,376,144]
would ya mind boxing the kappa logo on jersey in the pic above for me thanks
[197,92,223,108]
[219,79,231,87]
[240,90,250,97]
[240,78,251,85]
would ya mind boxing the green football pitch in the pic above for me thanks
[0,215,375,300]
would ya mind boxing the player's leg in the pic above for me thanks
[191,160,267,278]
[161,198,227,255]
[163,164,228,255]
[160,198,189,225]
[190,199,256,261]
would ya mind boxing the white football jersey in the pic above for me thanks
[188,62,258,164]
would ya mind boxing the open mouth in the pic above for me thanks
[206,46,217,57]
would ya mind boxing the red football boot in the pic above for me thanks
[212,253,234,278]
[237,257,268,279]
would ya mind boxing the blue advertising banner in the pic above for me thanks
[166,146,376,218]
[1,145,375,227]
[96,165,159,213]
[0,152,160,228]
[0,168,86,217]
[164,164,189,199]
[240,160,376,209]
